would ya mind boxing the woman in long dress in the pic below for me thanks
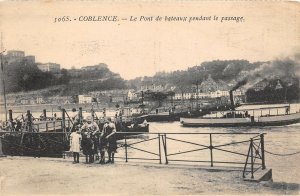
[69,128,82,163]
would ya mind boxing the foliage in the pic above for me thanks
[4,59,69,92]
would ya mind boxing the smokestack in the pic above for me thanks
[230,79,247,109]
[229,90,234,108]
[232,79,248,91]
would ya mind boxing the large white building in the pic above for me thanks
[4,50,36,65]
[81,63,108,71]
[173,89,244,100]
[78,95,92,104]
[37,63,60,73]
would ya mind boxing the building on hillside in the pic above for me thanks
[6,50,25,58]
[19,98,36,105]
[127,90,138,101]
[250,79,269,91]
[45,96,72,104]
[140,83,165,92]
[36,97,44,104]
[210,90,230,98]
[199,74,230,93]
[233,89,244,96]
[81,63,108,71]
[24,56,35,64]
[78,95,92,104]
[37,63,60,73]
[111,96,124,103]
[4,50,25,64]
[199,74,218,92]
[173,86,212,100]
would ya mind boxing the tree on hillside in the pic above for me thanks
[4,59,70,92]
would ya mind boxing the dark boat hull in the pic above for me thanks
[1,131,69,157]
[116,124,149,140]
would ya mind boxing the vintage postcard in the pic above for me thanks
[0,0,300,195]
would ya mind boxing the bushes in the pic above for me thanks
[4,60,70,93]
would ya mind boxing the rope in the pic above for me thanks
[265,149,300,156]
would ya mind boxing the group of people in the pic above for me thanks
[69,116,117,164]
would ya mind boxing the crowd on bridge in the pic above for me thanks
[70,116,117,164]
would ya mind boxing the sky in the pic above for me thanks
[0,1,299,79]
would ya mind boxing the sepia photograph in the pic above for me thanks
[0,0,300,195]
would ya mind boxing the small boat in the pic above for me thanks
[123,123,149,133]
[180,105,300,127]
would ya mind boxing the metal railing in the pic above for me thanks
[113,132,266,179]
[242,134,265,179]
[0,130,266,178]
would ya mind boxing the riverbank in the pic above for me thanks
[0,156,298,195]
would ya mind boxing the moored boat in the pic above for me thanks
[180,105,300,127]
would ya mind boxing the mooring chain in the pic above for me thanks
[264,149,300,156]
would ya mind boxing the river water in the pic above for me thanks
[117,121,300,184]
[117,103,300,184]
[1,103,300,184]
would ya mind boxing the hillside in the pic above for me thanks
[2,61,127,97]
[128,57,300,102]
[3,56,300,103]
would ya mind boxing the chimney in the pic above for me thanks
[229,90,234,108]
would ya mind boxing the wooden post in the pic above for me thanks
[250,138,254,179]
[261,134,266,170]
[62,109,66,131]
[210,134,213,167]
[91,109,95,120]
[43,109,47,120]
[79,107,83,124]
[8,109,13,122]
[53,121,56,132]
[27,110,32,132]
[158,134,161,164]
[62,109,66,141]
[162,134,168,164]
[125,135,128,162]
[67,120,70,131]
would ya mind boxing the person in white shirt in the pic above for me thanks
[69,127,82,163]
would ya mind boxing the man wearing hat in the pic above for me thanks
[69,126,82,163]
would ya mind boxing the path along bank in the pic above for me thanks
[0,156,298,195]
